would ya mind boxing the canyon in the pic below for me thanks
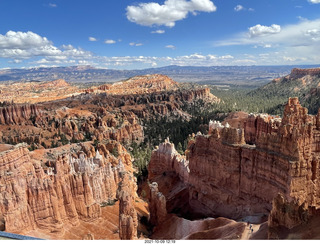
[0,74,219,239]
[2,70,320,240]
[148,97,320,239]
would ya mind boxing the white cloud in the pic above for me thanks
[214,18,320,65]
[234,5,244,11]
[249,24,281,37]
[105,39,116,44]
[48,3,57,8]
[0,31,93,64]
[309,0,320,3]
[126,0,217,27]
[151,30,165,34]
[129,42,143,46]
[165,45,176,49]
[89,37,97,41]
[234,5,254,12]
[0,31,51,49]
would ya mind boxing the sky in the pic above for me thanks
[0,0,320,69]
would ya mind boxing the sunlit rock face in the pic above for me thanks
[0,141,136,237]
[148,98,320,222]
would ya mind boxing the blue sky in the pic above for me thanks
[0,0,320,69]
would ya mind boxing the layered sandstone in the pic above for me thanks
[0,75,218,149]
[148,97,320,224]
[268,193,309,239]
[0,103,40,125]
[289,68,320,80]
[272,67,320,85]
[149,182,167,226]
[0,140,137,239]
[117,172,138,240]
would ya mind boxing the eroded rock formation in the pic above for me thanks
[0,140,136,238]
[117,172,138,240]
[85,74,179,95]
[0,103,40,125]
[149,182,167,226]
[148,98,320,225]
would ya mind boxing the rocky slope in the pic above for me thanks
[249,67,320,114]
[0,79,79,104]
[85,74,179,95]
[0,75,218,150]
[148,97,320,239]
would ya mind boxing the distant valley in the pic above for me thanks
[1,64,320,87]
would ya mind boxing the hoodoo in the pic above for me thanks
[148,98,320,237]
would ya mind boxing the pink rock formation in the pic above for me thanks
[149,182,167,226]
[0,104,40,125]
[268,193,309,239]
[289,68,320,80]
[148,98,320,222]
[148,138,189,182]
[0,141,137,236]
[117,172,138,240]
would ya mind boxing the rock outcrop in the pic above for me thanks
[289,68,320,80]
[149,182,167,226]
[85,74,179,95]
[0,103,40,125]
[268,194,309,239]
[0,141,137,237]
[148,138,189,183]
[117,172,138,240]
[148,98,320,222]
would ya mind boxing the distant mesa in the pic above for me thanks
[85,74,179,95]
[272,67,320,84]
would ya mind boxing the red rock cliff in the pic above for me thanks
[0,104,40,125]
[0,141,137,237]
[148,98,320,221]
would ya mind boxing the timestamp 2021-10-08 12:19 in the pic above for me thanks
[145,240,176,244]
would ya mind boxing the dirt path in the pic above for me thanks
[241,223,260,240]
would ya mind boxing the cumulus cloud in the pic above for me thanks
[249,24,281,37]
[234,5,244,11]
[0,31,51,49]
[0,31,93,63]
[151,30,165,34]
[89,37,97,41]
[126,0,216,27]
[309,0,320,3]
[105,39,116,44]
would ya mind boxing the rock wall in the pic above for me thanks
[268,193,309,239]
[0,104,40,125]
[149,182,167,226]
[117,172,138,240]
[289,68,320,80]
[148,98,320,222]
[0,142,137,237]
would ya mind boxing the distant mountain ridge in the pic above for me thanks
[249,67,320,114]
[1,65,319,85]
